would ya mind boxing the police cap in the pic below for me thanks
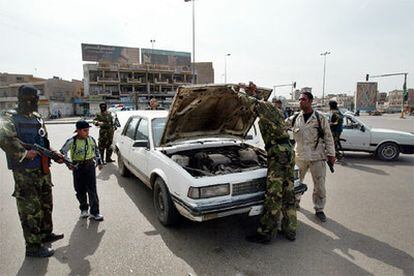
[75,120,91,130]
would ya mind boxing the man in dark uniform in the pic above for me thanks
[0,85,64,258]
[241,82,297,244]
[93,103,116,163]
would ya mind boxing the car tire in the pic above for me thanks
[117,152,130,177]
[376,142,400,161]
[153,177,179,226]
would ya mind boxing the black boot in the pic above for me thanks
[278,230,296,241]
[245,233,271,244]
[42,233,64,243]
[315,211,327,222]
[26,245,54,258]
[105,149,114,163]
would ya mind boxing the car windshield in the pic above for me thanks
[152,118,167,147]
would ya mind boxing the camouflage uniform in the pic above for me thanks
[330,110,342,147]
[93,111,115,161]
[241,94,297,237]
[0,110,54,249]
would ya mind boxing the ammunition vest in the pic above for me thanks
[7,112,48,170]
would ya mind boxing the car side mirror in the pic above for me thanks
[115,118,121,128]
[360,125,365,132]
[245,134,253,140]
[133,140,149,149]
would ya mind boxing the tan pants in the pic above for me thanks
[295,159,326,212]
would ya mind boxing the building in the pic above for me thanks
[194,62,214,84]
[377,92,387,104]
[81,43,214,113]
[0,75,82,117]
[82,62,193,112]
[0,72,44,86]
[293,89,301,100]
[355,82,378,112]
[388,90,403,112]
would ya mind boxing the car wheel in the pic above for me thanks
[376,142,400,161]
[117,152,130,177]
[153,177,179,226]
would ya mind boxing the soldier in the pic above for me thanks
[0,85,64,258]
[287,92,335,222]
[93,103,116,163]
[329,100,344,159]
[241,82,297,244]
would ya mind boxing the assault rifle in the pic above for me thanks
[327,160,335,173]
[20,142,77,169]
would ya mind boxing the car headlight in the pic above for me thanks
[188,184,230,199]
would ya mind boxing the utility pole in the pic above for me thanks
[184,0,196,84]
[224,53,231,83]
[320,51,331,106]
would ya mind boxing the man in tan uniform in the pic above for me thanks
[287,92,335,222]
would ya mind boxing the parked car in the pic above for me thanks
[340,113,414,160]
[113,84,307,226]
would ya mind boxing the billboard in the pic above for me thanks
[141,48,191,67]
[355,82,378,112]
[81,43,140,64]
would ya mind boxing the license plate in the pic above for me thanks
[248,205,264,216]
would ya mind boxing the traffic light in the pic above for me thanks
[293,82,296,88]
[403,81,408,101]
[365,74,369,81]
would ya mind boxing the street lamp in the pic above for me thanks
[224,53,231,83]
[320,51,331,106]
[150,39,156,50]
[184,0,196,84]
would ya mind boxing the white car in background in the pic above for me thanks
[113,84,307,226]
[340,113,414,161]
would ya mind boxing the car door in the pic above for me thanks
[120,117,140,162]
[341,115,371,150]
[130,118,151,184]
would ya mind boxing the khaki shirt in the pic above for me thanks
[287,111,335,161]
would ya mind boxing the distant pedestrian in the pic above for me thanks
[272,97,288,118]
[147,97,164,110]
[287,92,335,222]
[60,120,104,221]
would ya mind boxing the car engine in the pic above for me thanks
[168,145,267,177]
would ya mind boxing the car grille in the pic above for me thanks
[232,178,266,196]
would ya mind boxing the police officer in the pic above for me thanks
[241,82,297,244]
[93,103,116,163]
[0,85,64,258]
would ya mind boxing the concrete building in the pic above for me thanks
[194,62,214,84]
[82,62,194,111]
[0,72,44,86]
[388,89,403,112]
[0,75,82,117]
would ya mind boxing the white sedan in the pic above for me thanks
[340,113,414,161]
[113,84,307,226]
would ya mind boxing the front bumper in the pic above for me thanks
[172,183,307,222]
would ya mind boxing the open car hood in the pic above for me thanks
[159,84,272,146]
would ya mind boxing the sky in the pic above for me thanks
[0,0,413,98]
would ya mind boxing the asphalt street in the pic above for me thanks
[0,114,413,275]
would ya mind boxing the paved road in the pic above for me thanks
[0,114,413,275]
